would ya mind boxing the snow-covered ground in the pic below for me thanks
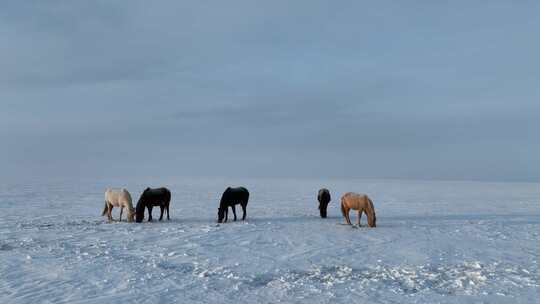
[1,177,539,303]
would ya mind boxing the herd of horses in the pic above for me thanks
[102,186,377,227]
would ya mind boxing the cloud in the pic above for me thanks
[1,1,540,181]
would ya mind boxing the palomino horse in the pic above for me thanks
[218,187,249,223]
[135,187,171,223]
[340,192,376,227]
[102,188,135,222]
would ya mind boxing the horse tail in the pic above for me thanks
[102,201,108,216]
[166,189,171,205]
[340,198,347,218]
[367,197,377,227]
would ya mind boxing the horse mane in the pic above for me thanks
[136,198,145,211]
[122,189,133,205]
[135,192,146,217]
[367,197,376,227]
[219,192,227,209]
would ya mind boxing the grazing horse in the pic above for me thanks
[135,187,171,223]
[102,188,135,222]
[340,192,377,227]
[317,188,331,218]
[218,187,249,223]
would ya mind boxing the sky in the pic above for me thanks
[1,1,540,182]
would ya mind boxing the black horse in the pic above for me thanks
[317,188,331,218]
[135,187,171,223]
[218,187,249,223]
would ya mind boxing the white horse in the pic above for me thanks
[102,188,135,222]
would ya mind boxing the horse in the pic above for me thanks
[218,186,249,223]
[317,188,331,218]
[340,192,377,227]
[135,187,171,223]
[102,188,135,222]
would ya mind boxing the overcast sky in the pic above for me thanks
[1,1,539,182]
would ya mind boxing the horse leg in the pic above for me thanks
[232,205,237,221]
[119,207,123,222]
[341,201,351,225]
[357,210,363,226]
[241,203,247,221]
[345,208,352,225]
[159,205,164,221]
[224,208,228,223]
[148,206,153,222]
[102,201,109,217]
[320,203,328,218]
[166,203,170,220]
[107,205,113,222]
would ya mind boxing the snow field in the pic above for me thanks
[1,177,539,303]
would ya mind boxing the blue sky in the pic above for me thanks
[1,1,539,181]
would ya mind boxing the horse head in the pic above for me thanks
[135,194,146,223]
[370,212,377,227]
[367,197,377,228]
[127,208,136,222]
[217,207,225,223]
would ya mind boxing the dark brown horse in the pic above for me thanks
[135,187,171,223]
[218,187,249,223]
[317,188,331,218]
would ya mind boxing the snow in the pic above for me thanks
[0,177,539,303]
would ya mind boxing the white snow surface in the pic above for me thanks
[1,177,539,303]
